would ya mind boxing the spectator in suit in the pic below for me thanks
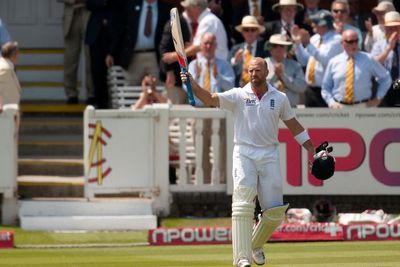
[331,0,363,49]
[159,14,191,104]
[264,0,311,42]
[58,0,93,104]
[364,1,395,52]
[0,42,20,113]
[371,11,400,107]
[85,0,123,109]
[187,32,234,183]
[162,0,228,65]
[292,10,343,107]
[228,15,269,87]
[207,0,232,48]
[265,34,307,107]
[107,0,173,86]
[322,29,391,108]
[231,0,278,45]
[0,18,11,49]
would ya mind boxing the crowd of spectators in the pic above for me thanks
[1,0,400,109]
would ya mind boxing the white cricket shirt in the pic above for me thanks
[217,83,295,148]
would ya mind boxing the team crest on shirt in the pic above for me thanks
[244,96,257,106]
[270,99,275,110]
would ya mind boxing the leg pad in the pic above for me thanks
[252,204,289,249]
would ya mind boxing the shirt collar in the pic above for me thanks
[244,82,277,95]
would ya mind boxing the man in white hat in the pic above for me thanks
[371,11,400,107]
[264,0,311,41]
[231,0,279,44]
[364,1,395,52]
[265,34,307,107]
[228,15,269,87]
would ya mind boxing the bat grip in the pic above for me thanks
[182,68,196,106]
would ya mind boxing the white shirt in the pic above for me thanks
[193,8,229,59]
[217,83,295,148]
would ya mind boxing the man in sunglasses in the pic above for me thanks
[321,29,391,108]
[229,15,269,87]
[331,0,362,49]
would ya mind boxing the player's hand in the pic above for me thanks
[180,71,193,84]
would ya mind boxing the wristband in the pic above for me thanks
[294,130,310,145]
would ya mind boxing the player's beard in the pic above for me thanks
[251,75,263,88]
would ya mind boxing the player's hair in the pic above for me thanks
[1,41,18,59]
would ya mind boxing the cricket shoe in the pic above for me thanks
[237,258,251,267]
[252,247,265,265]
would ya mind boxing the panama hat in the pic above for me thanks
[264,34,293,52]
[384,11,400,27]
[373,1,395,14]
[235,15,266,33]
[272,0,304,12]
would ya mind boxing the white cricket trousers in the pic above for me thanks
[232,145,283,210]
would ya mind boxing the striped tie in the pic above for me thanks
[344,56,354,104]
[241,45,252,86]
[203,61,211,92]
[307,38,322,85]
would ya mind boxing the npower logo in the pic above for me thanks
[345,224,400,240]
[279,128,400,187]
[149,227,231,245]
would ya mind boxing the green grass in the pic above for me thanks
[1,241,400,266]
[2,219,400,266]
[1,226,147,246]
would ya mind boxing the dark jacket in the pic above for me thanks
[110,0,173,69]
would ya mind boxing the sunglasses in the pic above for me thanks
[344,39,358,44]
[332,9,347,14]
[243,28,258,32]
[271,44,285,48]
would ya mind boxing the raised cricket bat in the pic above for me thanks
[170,7,196,106]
